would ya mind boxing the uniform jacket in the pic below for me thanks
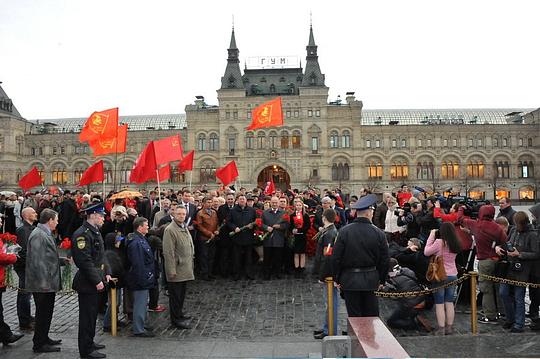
[0,239,17,288]
[315,224,338,281]
[195,208,219,241]
[332,217,389,291]
[14,221,35,271]
[504,225,539,282]
[162,220,195,282]
[72,221,107,293]
[261,208,290,247]
[126,231,156,290]
[227,204,257,246]
[25,224,63,293]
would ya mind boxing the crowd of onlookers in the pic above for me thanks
[1,183,539,349]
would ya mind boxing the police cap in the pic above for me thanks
[81,202,106,215]
[351,193,378,210]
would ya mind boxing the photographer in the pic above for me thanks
[495,212,540,333]
[397,202,423,242]
[416,197,440,243]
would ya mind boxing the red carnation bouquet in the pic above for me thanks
[1,232,19,287]
[58,237,73,292]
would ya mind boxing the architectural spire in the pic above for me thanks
[220,27,243,89]
[302,24,325,87]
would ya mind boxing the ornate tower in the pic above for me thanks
[301,25,325,87]
[220,28,243,90]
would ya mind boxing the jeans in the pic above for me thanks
[322,285,339,335]
[132,290,149,334]
[432,275,457,304]
[499,284,526,329]
[103,288,122,329]
[14,268,32,327]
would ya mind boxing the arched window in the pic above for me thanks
[209,133,219,151]
[368,161,383,179]
[74,168,86,184]
[269,131,278,149]
[199,161,216,184]
[119,164,133,184]
[292,130,301,149]
[329,131,339,148]
[493,137,499,147]
[401,139,407,148]
[52,165,68,185]
[494,161,510,178]
[342,130,351,148]
[528,138,533,147]
[257,132,265,149]
[441,161,459,179]
[197,134,206,151]
[280,131,289,149]
[416,162,434,180]
[332,162,350,181]
[390,160,409,179]
[467,161,485,178]
[246,132,254,149]
[519,161,534,178]
[269,84,276,93]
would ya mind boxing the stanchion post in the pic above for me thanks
[469,271,478,335]
[110,278,118,337]
[325,276,334,336]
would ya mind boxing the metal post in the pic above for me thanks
[325,276,335,336]
[469,271,478,335]
[111,282,118,337]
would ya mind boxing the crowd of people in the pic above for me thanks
[1,184,539,358]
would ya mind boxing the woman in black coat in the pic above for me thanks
[290,198,311,276]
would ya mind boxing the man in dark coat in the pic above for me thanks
[71,203,110,359]
[14,207,37,330]
[332,194,389,317]
[58,191,78,239]
[215,193,235,277]
[261,196,290,279]
[497,197,517,226]
[227,194,256,280]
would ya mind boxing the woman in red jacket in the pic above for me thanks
[1,216,24,346]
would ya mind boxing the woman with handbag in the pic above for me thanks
[424,223,462,335]
[495,211,540,333]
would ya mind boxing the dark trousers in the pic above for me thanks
[233,244,253,278]
[149,284,160,310]
[78,292,99,356]
[195,239,216,276]
[282,246,294,273]
[15,269,32,326]
[263,246,283,277]
[386,303,418,329]
[216,240,232,277]
[32,292,55,349]
[168,281,187,324]
[0,290,13,341]
[343,290,379,317]
[529,275,540,318]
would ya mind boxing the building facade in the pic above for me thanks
[0,26,539,201]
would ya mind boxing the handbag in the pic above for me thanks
[426,249,447,282]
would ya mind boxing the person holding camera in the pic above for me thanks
[495,211,540,332]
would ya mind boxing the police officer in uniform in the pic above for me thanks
[332,194,389,317]
[71,203,110,359]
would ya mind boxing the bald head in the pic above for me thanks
[22,207,38,224]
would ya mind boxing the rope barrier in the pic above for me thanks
[477,273,540,288]
[374,274,471,298]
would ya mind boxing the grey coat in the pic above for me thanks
[25,225,63,293]
[162,220,195,282]
[261,208,290,248]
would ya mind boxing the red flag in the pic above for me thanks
[178,150,194,172]
[129,142,157,184]
[246,97,283,130]
[264,178,275,195]
[215,160,239,186]
[153,134,183,166]
[80,108,119,143]
[89,124,128,156]
[157,164,171,183]
[78,160,104,186]
[18,167,42,191]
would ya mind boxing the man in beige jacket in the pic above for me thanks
[162,206,195,330]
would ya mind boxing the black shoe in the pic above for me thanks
[510,327,524,333]
[132,331,155,338]
[144,325,154,331]
[314,332,327,340]
[179,314,192,320]
[33,344,61,353]
[19,323,34,331]
[47,338,62,345]
[81,351,107,358]
[502,322,514,329]
[313,329,323,335]
[173,321,191,329]
[2,333,24,345]
[92,343,106,350]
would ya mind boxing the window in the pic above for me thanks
[390,161,409,180]
[368,162,383,179]
[104,167,113,184]
[286,111,291,118]
[233,111,238,120]
[292,131,301,149]
[441,161,459,179]
[257,133,265,149]
[269,132,277,149]
[518,138,523,147]
[281,131,289,149]
[199,162,216,184]
[392,139,397,148]
[332,162,350,181]
[493,138,499,147]
[74,169,85,183]
[502,138,508,147]
[294,110,299,118]
[52,168,68,185]
[417,139,422,147]
[401,139,406,148]
[427,139,432,147]
[468,138,473,147]
[247,111,251,119]
[366,139,371,148]
[311,137,319,154]
[119,166,132,184]
[312,169,318,177]
[467,161,485,178]
[443,139,448,147]
[228,138,236,155]
[170,167,185,183]
[60,146,65,155]
[246,133,254,149]
[197,134,206,151]
[308,110,313,117]
[315,110,320,117]
[494,161,510,178]
[452,139,457,147]
[519,161,534,178]
[416,162,434,180]
[225,112,230,120]
[375,139,380,148]
[329,131,339,148]
[477,139,483,147]
[528,138,533,147]
[519,187,534,200]
[209,134,219,151]
[39,147,43,156]
[269,84,276,93]
[53,147,57,155]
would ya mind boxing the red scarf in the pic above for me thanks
[293,211,304,228]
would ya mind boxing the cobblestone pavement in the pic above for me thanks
[2,262,539,358]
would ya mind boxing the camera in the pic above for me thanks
[506,242,516,253]
[394,203,411,216]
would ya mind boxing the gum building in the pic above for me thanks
[0,26,539,201]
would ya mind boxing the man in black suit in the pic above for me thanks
[227,194,256,280]
[261,197,290,279]
[215,193,235,277]
[180,190,197,238]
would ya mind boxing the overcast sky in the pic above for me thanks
[1,0,538,119]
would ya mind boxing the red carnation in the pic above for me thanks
[255,218,263,228]
[59,237,72,250]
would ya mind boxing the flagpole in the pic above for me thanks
[102,180,105,199]
[113,123,119,192]
[189,171,193,192]
[156,169,162,211]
